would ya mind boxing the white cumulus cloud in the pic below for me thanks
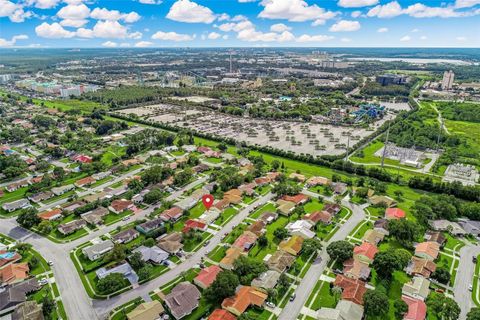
[207,32,221,40]
[151,31,194,41]
[258,0,337,22]
[270,23,291,32]
[367,1,402,18]
[135,41,153,47]
[35,22,75,38]
[338,0,378,8]
[296,34,334,42]
[329,20,361,32]
[166,0,216,23]
[0,34,28,47]
[102,41,117,47]
[377,27,389,32]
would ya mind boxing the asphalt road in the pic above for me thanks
[0,174,209,320]
[278,196,366,320]
[454,244,480,320]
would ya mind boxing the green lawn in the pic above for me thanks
[303,198,324,213]
[207,245,227,262]
[250,202,277,219]
[308,281,336,311]
[214,207,238,226]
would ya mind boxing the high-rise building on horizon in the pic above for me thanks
[441,70,455,90]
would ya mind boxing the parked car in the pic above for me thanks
[266,302,275,308]
[290,293,296,302]
[469,284,473,291]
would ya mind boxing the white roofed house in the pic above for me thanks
[2,199,31,213]
[82,240,114,261]
[285,220,316,239]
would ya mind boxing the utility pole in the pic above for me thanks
[381,121,391,168]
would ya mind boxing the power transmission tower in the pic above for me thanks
[381,122,391,168]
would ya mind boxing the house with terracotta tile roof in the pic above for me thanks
[160,206,184,222]
[323,203,342,216]
[402,277,431,301]
[194,265,222,290]
[208,309,236,320]
[0,263,29,285]
[385,208,406,220]
[333,275,367,305]
[281,194,309,205]
[343,258,371,281]
[223,189,242,204]
[406,256,437,278]
[266,172,281,181]
[74,176,96,188]
[402,295,427,320]
[182,219,208,234]
[414,242,440,261]
[233,231,258,252]
[353,242,378,264]
[221,286,268,317]
[303,211,332,226]
[279,235,304,256]
[38,208,63,221]
[109,199,134,214]
[361,229,385,245]
[214,199,231,211]
[220,247,244,270]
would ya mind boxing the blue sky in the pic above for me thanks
[1,0,479,48]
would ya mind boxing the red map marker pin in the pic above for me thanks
[202,194,214,210]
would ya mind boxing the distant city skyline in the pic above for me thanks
[1,0,479,48]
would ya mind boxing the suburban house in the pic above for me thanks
[193,265,222,290]
[276,199,296,216]
[62,200,87,213]
[2,199,31,213]
[306,176,331,187]
[385,208,406,220]
[57,219,86,235]
[136,218,164,236]
[112,229,139,244]
[232,231,258,252]
[247,220,266,237]
[406,256,437,278]
[281,194,309,205]
[0,279,40,315]
[402,276,431,301]
[0,251,21,268]
[109,199,134,214]
[401,295,427,320]
[51,184,75,196]
[332,182,348,195]
[317,300,364,320]
[373,219,389,236]
[0,263,30,284]
[74,176,96,188]
[126,300,165,320]
[182,219,208,234]
[28,191,53,203]
[266,250,296,273]
[279,235,304,256]
[38,208,63,221]
[199,208,221,225]
[214,199,231,211]
[223,189,242,204]
[175,197,197,211]
[6,180,29,192]
[251,270,281,292]
[157,232,183,254]
[285,220,315,239]
[160,206,184,222]
[343,258,371,281]
[369,195,397,208]
[333,275,367,305]
[96,262,138,285]
[92,171,111,181]
[259,212,278,225]
[323,203,342,216]
[221,286,267,317]
[414,242,440,261]
[132,245,169,264]
[423,231,446,246]
[429,220,466,236]
[82,240,114,261]
[80,207,109,225]
[361,229,385,245]
[164,282,201,319]
[208,309,237,320]
[303,211,332,226]
[353,242,378,264]
[220,247,244,270]
[288,173,305,182]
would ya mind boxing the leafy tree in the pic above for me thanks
[271,160,280,170]
[372,251,402,280]
[143,188,163,204]
[42,296,56,317]
[467,308,480,320]
[37,220,53,234]
[204,270,240,303]
[394,299,408,320]
[431,267,451,285]
[233,256,267,285]
[388,218,420,247]
[143,238,155,247]
[395,249,412,269]
[97,273,127,294]
[327,241,354,263]
[302,238,322,257]
[129,252,145,271]
[53,166,65,179]
[104,244,127,263]
[16,208,40,229]
[273,228,288,240]
[258,234,268,248]
[427,292,460,320]
[138,264,152,281]
[364,290,389,317]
